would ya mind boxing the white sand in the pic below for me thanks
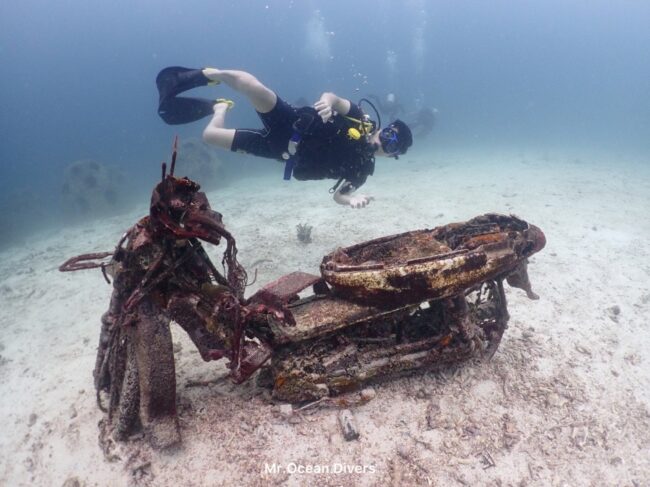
[1,149,649,486]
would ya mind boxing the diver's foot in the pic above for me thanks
[214,98,235,111]
[202,67,222,84]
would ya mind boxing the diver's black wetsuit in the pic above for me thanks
[231,97,375,193]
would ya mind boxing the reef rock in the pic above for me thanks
[61,159,125,218]
[174,138,223,190]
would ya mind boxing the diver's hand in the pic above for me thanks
[332,181,374,208]
[314,100,333,122]
[348,194,374,209]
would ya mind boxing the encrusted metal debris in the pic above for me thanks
[60,138,546,449]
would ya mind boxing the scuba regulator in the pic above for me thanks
[345,98,381,141]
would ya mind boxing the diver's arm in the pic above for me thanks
[332,182,374,209]
[315,92,352,122]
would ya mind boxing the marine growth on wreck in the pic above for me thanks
[60,140,546,449]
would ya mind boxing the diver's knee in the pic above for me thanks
[202,127,218,146]
[203,127,234,150]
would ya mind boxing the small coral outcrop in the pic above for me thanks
[296,223,313,244]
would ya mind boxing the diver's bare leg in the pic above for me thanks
[202,68,277,113]
[202,103,236,150]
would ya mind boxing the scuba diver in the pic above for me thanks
[408,107,436,138]
[156,66,412,209]
[367,93,405,122]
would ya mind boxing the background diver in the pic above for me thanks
[369,92,436,139]
[156,66,413,209]
[408,106,436,138]
[367,92,405,122]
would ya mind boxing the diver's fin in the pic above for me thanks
[158,96,216,125]
[156,66,218,102]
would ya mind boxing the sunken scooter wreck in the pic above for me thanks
[60,139,546,449]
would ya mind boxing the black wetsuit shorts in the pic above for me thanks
[231,96,298,160]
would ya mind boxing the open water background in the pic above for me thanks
[0,0,648,248]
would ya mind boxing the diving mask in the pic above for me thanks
[379,126,402,157]
[379,119,413,158]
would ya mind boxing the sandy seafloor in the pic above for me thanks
[1,148,649,487]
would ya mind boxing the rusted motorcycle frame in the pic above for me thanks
[60,138,546,449]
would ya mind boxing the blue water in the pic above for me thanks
[1,0,648,248]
